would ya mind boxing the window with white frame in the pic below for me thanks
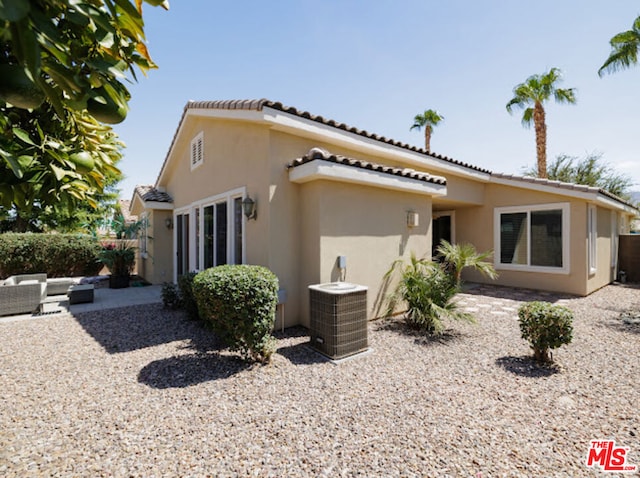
[588,204,597,275]
[494,203,570,274]
[190,132,204,170]
[200,191,244,269]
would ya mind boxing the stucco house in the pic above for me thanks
[130,99,638,328]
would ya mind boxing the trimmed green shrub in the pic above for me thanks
[193,265,279,363]
[518,301,574,363]
[0,233,102,279]
[385,254,473,335]
[161,281,182,310]
[178,271,199,320]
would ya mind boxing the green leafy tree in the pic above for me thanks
[410,109,444,151]
[599,15,640,76]
[506,68,577,179]
[0,0,166,230]
[523,152,634,200]
[0,0,168,120]
[0,102,123,231]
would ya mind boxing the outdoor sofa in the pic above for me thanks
[0,274,47,317]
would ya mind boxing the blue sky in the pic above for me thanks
[114,1,640,200]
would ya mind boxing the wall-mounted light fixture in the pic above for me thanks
[242,196,257,220]
[407,211,419,228]
[165,217,173,229]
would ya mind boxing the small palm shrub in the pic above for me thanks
[386,254,473,335]
[518,301,574,363]
[193,265,279,363]
[178,272,199,320]
[435,240,497,287]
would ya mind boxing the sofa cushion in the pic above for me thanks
[20,280,40,285]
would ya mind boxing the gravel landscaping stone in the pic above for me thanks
[1,283,639,477]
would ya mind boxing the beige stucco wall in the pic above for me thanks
[267,131,436,326]
[146,111,635,329]
[134,210,173,284]
[455,183,591,295]
[294,180,432,326]
[160,118,272,270]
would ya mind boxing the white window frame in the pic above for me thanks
[172,207,193,282]
[588,204,597,275]
[197,187,246,269]
[190,131,204,171]
[173,187,247,282]
[494,202,570,275]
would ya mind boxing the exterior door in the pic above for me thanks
[432,214,452,258]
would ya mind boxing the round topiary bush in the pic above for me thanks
[192,265,279,363]
[518,301,574,363]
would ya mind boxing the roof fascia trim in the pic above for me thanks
[491,175,637,214]
[264,107,489,182]
[288,159,447,197]
[142,201,174,211]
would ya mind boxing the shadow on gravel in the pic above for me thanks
[138,353,253,388]
[462,284,576,304]
[496,356,561,377]
[272,325,309,340]
[602,318,640,336]
[374,318,465,347]
[73,303,219,354]
[278,342,328,365]
[271,326,329,365]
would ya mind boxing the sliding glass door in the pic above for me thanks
[176,213,190,277]
[176,190,245,281]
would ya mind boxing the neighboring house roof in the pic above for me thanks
[118,199,137,224]
[134,185,173,203]
[130,185,174,215]
[288,147,447,186]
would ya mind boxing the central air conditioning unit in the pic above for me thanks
[308,282,368,360]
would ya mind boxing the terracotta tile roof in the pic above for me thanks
[134,185,173,203]
[153,99,635,212]
[288,147,447,186]
[180,99,491,174]
[492,173,638,210]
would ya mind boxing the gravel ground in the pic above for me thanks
[1,284,639,477]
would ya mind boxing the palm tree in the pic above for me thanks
[435,240,498,288]
[506,68,576,179]
[410,109,444,151]
[599,15,640,76]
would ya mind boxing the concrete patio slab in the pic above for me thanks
[0,284,162,323]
